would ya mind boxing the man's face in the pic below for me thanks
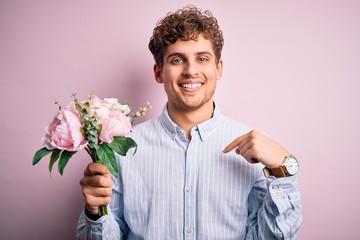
[154,34,223,112]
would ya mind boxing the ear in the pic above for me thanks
[216,59,223,80]
[153,64,163,83]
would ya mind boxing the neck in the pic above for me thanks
[167,101,214,140]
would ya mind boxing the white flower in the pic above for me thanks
[103,98,118,105]
[103,98,119,109]
[103,98,130,114]
[118,104,131,114]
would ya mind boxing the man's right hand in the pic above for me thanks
[79,162,112,215]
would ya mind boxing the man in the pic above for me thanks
[77,6,302,239]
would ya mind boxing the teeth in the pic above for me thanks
[181,83,202,89]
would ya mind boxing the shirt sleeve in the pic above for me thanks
[245,173,302,240]
[76,209,120,240]
[76,174,129,240]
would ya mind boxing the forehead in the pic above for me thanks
[164,34,215,57]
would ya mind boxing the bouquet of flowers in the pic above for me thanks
[32,93,151,216]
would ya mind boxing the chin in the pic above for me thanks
[175,98,212,111]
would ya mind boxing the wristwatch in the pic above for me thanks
[263,155,299,178]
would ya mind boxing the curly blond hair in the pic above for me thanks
[148,6,224,68]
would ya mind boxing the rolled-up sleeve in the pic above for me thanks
[246,174,302,239]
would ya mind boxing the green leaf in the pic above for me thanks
[96,144,118,178]
[58,150,77,175]
[88,129,98,136]
[32,147,53,166]
[108,136,137,156]
[87,135,97,142]
[88,142,97,149]
[49,149,61,174]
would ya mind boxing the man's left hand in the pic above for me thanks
[223,130,290,168]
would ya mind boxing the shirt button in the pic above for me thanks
[178,129,185,135]
[277,217,282,222]
[185,187,192,193]
[272,185,280,190]
[186,227,193,234]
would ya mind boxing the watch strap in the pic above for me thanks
[263,166,287,178]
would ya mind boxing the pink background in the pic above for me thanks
[1,1,359,239]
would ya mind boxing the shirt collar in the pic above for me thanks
[159,103,222,142]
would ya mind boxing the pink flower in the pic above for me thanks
[98,110,132,143]
[82,95,132,144]
[90,96,110,118]
[41,109,88,151]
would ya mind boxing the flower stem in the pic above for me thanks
[87,146,109,216]
[96,155,108,216]
[99,205,108,216]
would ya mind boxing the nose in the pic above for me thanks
[182,59,199,78]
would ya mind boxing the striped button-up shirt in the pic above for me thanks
[77,104,302,239]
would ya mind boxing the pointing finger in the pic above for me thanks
[223,135,246,153]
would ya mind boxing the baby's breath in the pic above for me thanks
[132,102,152,123]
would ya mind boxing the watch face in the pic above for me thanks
[285,156,299,175]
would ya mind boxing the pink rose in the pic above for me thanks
[41,109,88,151]
[98,110,132,143]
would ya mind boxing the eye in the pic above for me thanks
[198,57,208,62]
[171,58,184,64]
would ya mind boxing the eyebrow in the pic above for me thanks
[166,51,214,59]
